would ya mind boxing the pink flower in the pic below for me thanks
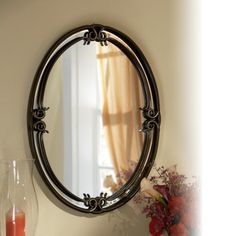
[181,191,200,230]
[168,196,186,215]
[169,223,189,236]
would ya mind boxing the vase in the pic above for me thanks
[0,159,38,236]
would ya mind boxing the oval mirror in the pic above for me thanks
[27,24,161,213]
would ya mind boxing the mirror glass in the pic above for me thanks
[43,41,144,197]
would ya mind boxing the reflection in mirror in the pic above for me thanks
[44,42,144,198]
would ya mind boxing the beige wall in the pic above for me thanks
[0,0,199,235]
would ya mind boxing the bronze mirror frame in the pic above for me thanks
[27,24,161,214]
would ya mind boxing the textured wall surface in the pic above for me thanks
[0,0,199,235]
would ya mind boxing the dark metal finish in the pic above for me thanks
[27,24,161,214]
[83,24,108,46]
[140,107,161,132]
[83,193,108,212]
[32,107,49,133]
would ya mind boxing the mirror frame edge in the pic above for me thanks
[27,23,161,214]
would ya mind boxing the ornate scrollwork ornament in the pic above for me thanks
[83,193,108,212]
[83,25,108,46]
[32,107,49,120]
[32,107,49,133]
[33,120,48,133]
[140,107,161,132]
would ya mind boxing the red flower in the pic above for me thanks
[149,217,164,236]
[135,166,199,235]
[169,223,189,236]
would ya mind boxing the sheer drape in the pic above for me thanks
[97,44,143,181]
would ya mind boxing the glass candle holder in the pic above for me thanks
[0,159,38,236]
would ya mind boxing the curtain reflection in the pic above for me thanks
[96,44,143,185]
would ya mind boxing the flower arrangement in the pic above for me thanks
[134,165,199,236]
